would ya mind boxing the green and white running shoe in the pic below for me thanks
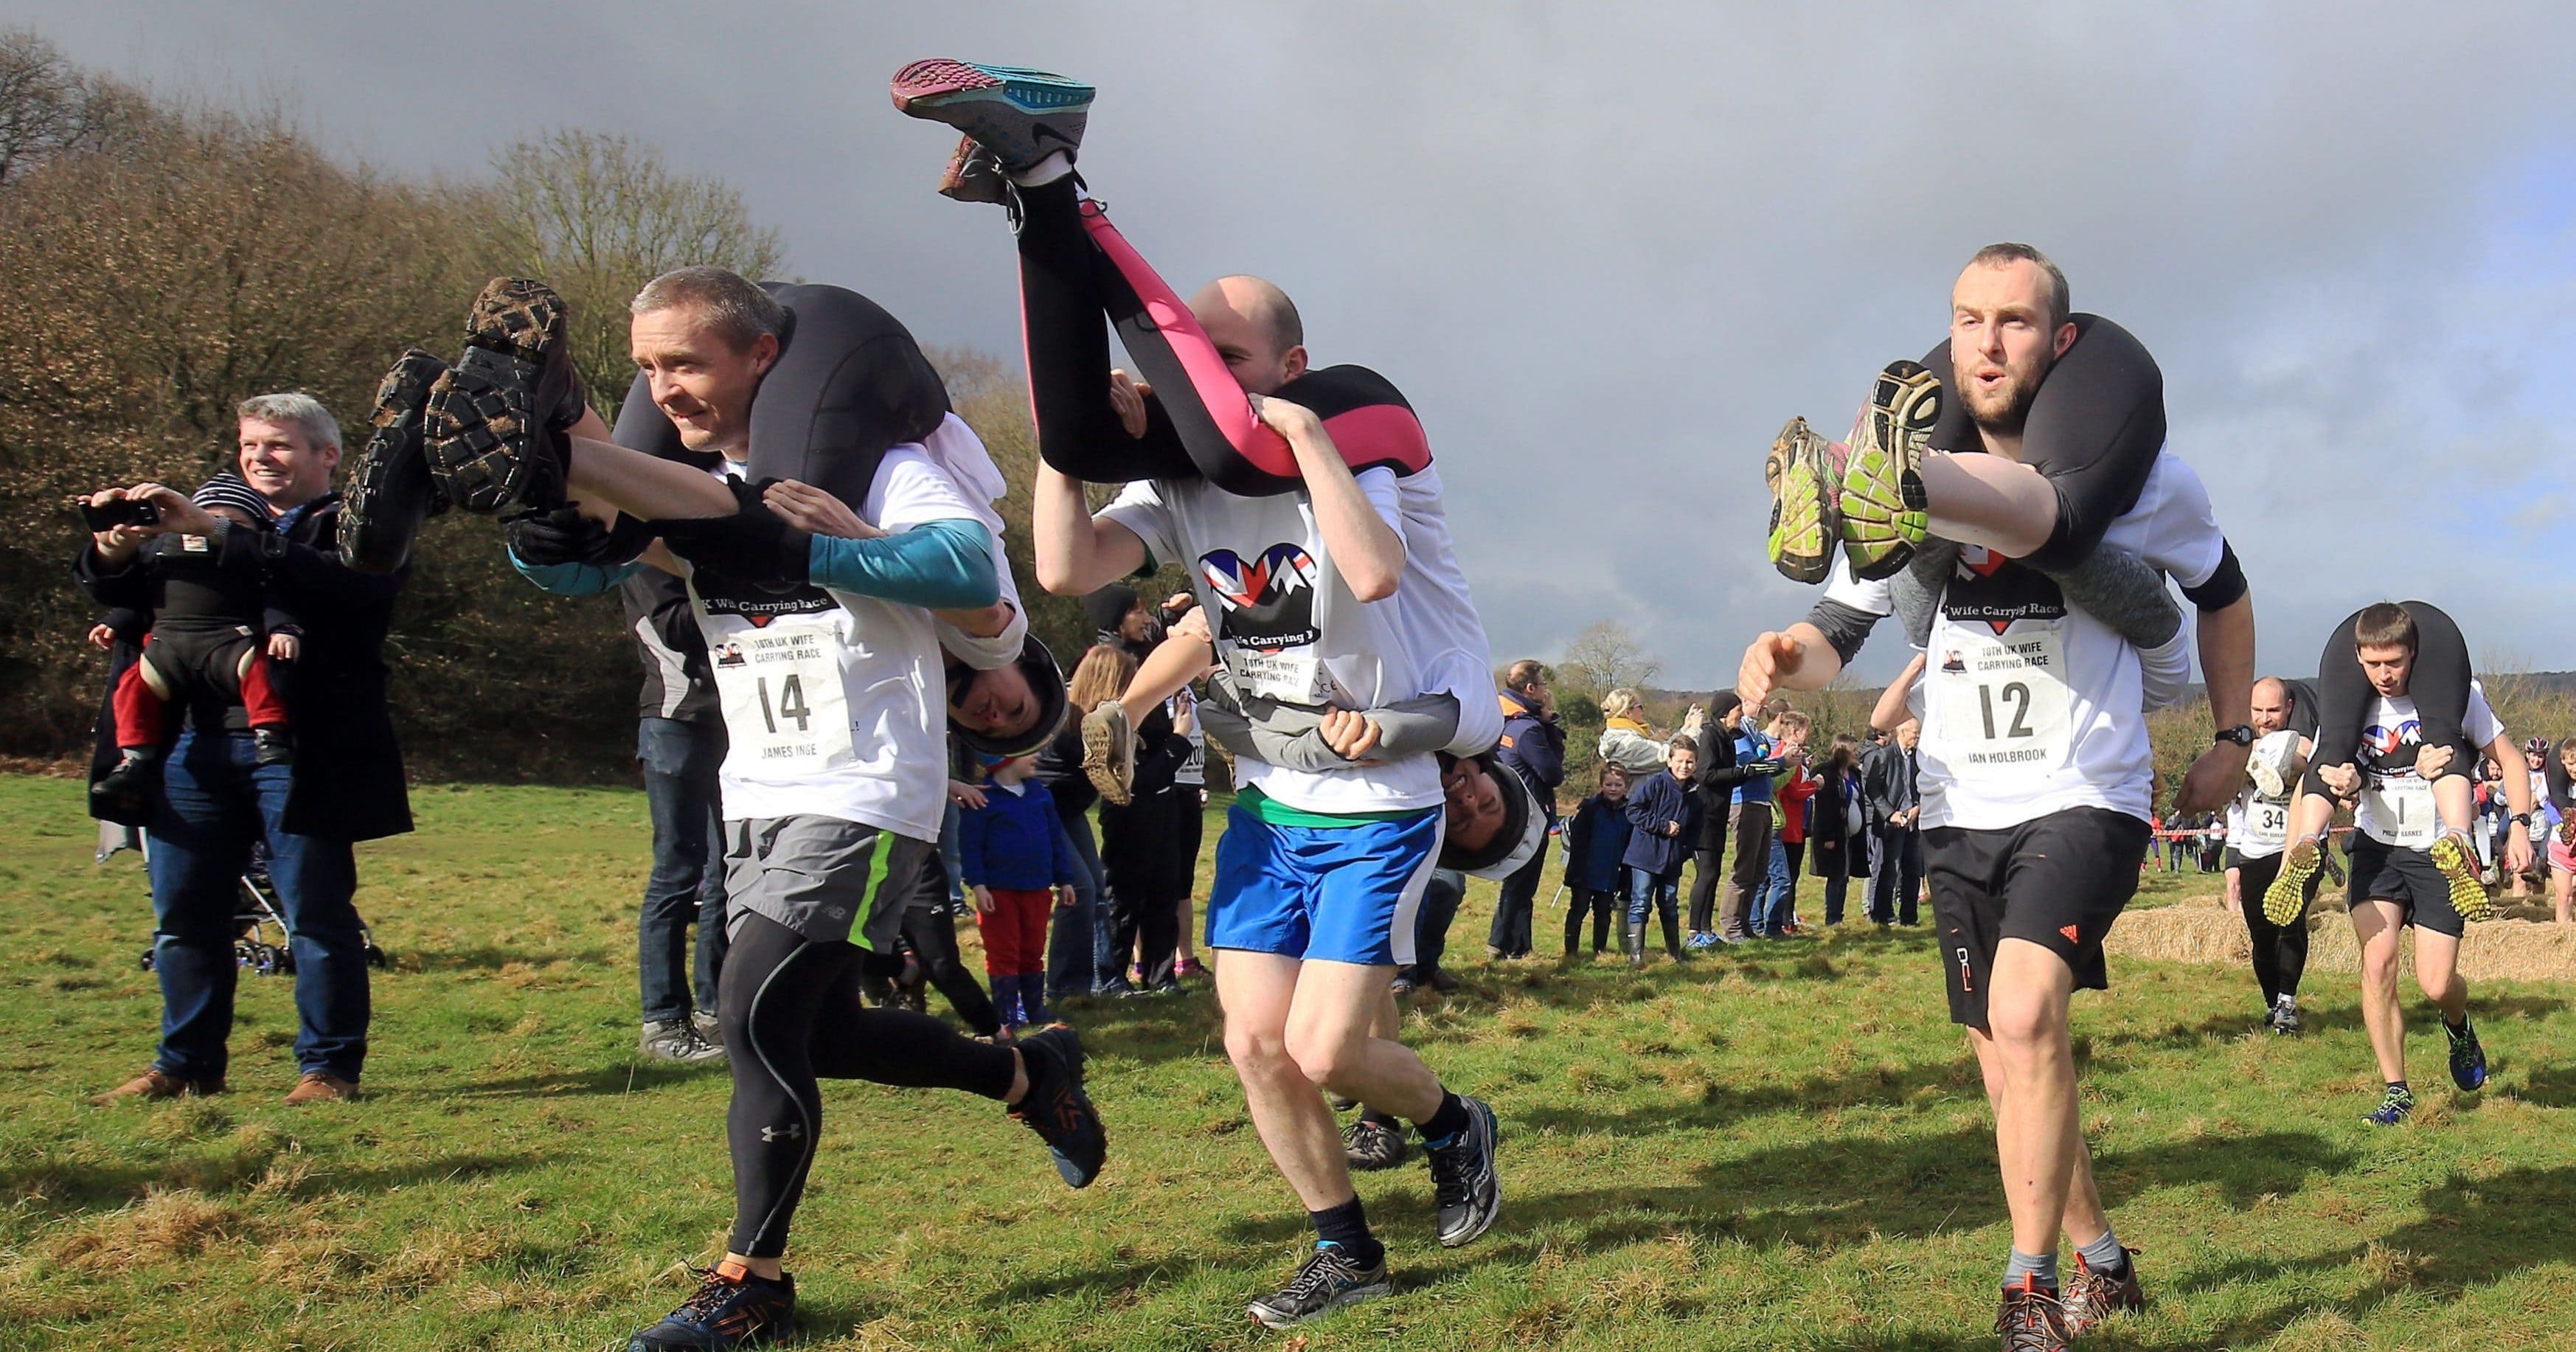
[2263,836,2325,926]
[1838,359,1937,581]
[1765,415,1841,584]
[2429,831,2495,923]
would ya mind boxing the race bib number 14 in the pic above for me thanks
[712,625,855,774]
[1934,625,2075,777]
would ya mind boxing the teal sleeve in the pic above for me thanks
[805,519,998,609]
[510,549,645,596]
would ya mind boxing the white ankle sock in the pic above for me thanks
[1010,150,1071,187]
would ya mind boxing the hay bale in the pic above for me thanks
[2111,900,2576,982]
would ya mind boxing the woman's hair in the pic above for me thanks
[1829,733,1859,769]
[1600,688,1643,721]
[1065,645,1140,713]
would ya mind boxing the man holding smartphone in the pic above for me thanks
[77,392,411,1106]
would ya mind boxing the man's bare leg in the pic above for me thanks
[1217,951,1361,1210]
[1974,1026,2111,1255]
[2353,901,2409,1084]
[1282,961,1443,1121]
[1982,940,2083,1265]
[2413,929,2468,1022]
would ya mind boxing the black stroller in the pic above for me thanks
[102,823,389,977]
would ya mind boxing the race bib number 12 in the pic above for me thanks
[1934,625,2075,777]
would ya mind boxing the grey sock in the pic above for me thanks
[2004,1248,2059,1289]
[2038,544,2182,650]
[1892,538,1962,650]
[2075,1229,2128,1274]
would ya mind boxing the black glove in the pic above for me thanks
[650,478,813,586]
[505,507,651,569]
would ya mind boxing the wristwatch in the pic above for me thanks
[2512,812,2533,831]
[2213,725,2256,747]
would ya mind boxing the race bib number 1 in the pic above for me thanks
[1933,625,2075,777]
[712,625,855,774]
[2361,776,2438,849]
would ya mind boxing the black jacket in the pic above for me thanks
[619,569,719,724]
[1692,717,1771,850]
[1033,714,1099,819]
[1496,691,1566,813]
[77,500,412,842]
[1862,744,1919,826]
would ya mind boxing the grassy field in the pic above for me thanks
[6,774,2576,1351]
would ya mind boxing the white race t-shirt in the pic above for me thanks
[1102,468,1441,814]
[2223,729,2302,860]
[690,446,986,841]
[1825,454,2228,831]
[1390,464,1503,758]
[2353,681,2504,848]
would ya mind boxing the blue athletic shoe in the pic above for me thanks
[2365,1083,2415,1127]
[627,1261,794,1350]
[892,60,1091,173]
[2445,1017,2488,1092]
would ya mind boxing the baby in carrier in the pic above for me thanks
[95,473,301,805]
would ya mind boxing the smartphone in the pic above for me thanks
[78,498,161,532]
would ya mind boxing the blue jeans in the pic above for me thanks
[147,727,368,1081]
[1756,839,1796,935]
[638,718,727,1024]
[1049,808,1111,1000]
[1627,866,1679,926]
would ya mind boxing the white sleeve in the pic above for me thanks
[1355,466,1405,536]
[1095,479,1179,570]
[1822,552,1895,617]
[867,447,980,534]
[1421,648,1504,756]
[2137,458,2227,591]
[2465,683,2505,747]
[2139,627,2193,711]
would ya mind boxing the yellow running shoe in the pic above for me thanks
[2429,831,2496,922]
[1839,360,1936,580]
[1764,416,1839,584]
[2263,836,2324,926]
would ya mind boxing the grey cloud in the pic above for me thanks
[17,0,2576,689]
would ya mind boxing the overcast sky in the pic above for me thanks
[20,1,2576,687]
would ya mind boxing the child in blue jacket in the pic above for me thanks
[956,752,1077,1027]
[1622,738,1703,966]
[1562,765,1634,958]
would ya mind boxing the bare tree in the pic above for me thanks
[485,130,787,421]
[1558,619,1662,696]
[0,30,142,188]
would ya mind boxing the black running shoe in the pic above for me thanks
[626,1261,794,1351]
[2445,1016,2488,1092]
[1423,1095,1501,1247]
[1996,1276,2072,1352]
[2060,1250,2144,1337]
[339,347,449,574]
[1246,1244,1390,1330]
[890,60,1092,174]
[1343,1117,1409,1171]
[425,277,577,516]
[1010,1024,1107,1188]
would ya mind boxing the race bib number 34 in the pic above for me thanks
[712,626,855,773]
[1934,626,2075,777]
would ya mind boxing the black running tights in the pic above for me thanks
[2304,601,2476,797]
[721,912,1018,1257]
[1687,847,1724,933]
[2230,854,2311,1006]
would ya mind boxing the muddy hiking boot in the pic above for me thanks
[339,347,450,574]
[426,277,580,517]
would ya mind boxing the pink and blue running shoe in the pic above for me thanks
[891,60,1092,173]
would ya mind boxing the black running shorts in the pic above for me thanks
[1924,807,2153,1028]
[2345,836,2464,939]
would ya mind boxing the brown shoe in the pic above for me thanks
[90,1067,223,1105]
[1996,1276,2071,1352]
[2061,1249,2145,1335]
[283,1071,361,1106]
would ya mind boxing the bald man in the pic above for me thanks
[891,58,1510,1330]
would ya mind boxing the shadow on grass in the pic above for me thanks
[2083,991,2566,1056]
[450,1061,715,1098]
[2,1148,540,1221]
